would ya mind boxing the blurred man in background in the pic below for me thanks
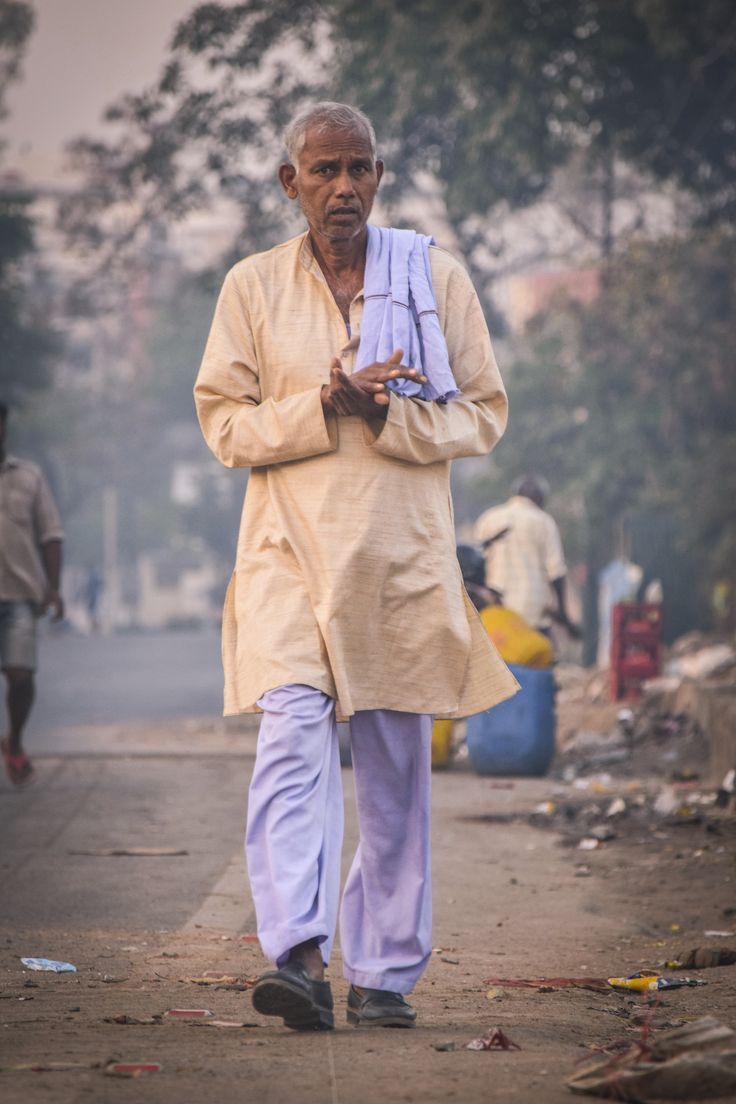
[0,402,64,785]
[474,474,579,639]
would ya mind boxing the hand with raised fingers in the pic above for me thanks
[320,349,427,419]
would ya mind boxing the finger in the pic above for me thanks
[387,348,404,365]
[330,357,342,371]
[373,392,390,405]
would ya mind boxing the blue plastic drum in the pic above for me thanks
[466,664,556,776]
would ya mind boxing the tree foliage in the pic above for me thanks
[60,0,736,272]
[0,0,33,122]
[0,0,57,404]
[52,0,734,622]
[485,226,736,607]
[335,0,736,228]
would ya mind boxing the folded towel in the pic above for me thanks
[355,225,460,402]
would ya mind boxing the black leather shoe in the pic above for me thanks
[252,960,334,1031]
[347,984,417,1028]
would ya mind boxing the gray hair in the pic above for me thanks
[283,101,377,164]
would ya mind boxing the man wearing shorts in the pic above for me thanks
[0,402,64,785]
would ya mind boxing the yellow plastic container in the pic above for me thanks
[432,719,454,769]
[479,606,554,668]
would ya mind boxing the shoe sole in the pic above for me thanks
[252,977,334,1031]
[347,1010,416,1028]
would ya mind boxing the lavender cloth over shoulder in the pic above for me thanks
[354,225,460,403]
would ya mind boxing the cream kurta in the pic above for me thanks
[195,231,519,719]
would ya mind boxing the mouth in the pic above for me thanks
[328,207,359,218]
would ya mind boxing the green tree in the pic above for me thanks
[485,226,735,629]
[0,0,57,403]
[60,0,736,270]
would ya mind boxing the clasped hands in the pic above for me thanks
[320,349,427,420]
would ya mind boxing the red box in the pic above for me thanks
[610,603,663,701]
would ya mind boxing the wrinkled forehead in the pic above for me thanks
[298,124,375,163]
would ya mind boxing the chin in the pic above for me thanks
[323,223,364,241]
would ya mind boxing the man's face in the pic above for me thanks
[279,124,383,244]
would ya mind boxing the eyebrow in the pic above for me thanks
[311,157,373,169]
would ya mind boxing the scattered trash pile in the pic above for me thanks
[525,773,735,851]
[648,633,736,695]
[551,635,736,827]
[470,965,736,1099]
[567,1015,736,1101]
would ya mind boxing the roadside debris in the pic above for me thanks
[105,1062,162,1077]
[667,643,735,681]
[188,1019,256,1028]
[165,1008,214,1019]
[668,947,736,969]
[433,1040,456,1051]
[184,974,256,990]
[68,847,189,857]
[105,1013,162,1025]
[20,957,76,972]
[607,971,707,992]
[465,1026,521,1051]
[1,1061,97,1072]
[567,1015,736,1100]
[483,976,609,992]
[716,769,736,808]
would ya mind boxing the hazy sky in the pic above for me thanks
[4,0,203,180]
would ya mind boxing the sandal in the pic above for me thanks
[1,738,34,786]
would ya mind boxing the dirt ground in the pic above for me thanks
[1,720,736,1104]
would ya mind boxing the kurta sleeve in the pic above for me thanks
[194,269,337,468]
[365,260,508,465]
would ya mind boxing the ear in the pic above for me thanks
[376,159,384,187]
[278,162,298,199]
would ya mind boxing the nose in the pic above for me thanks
[334,170,356,198]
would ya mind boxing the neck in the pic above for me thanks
[309,227,368,280]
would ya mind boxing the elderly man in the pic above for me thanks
[474,474,577,636]
[195,102,517,1031]
[0,401,64,785]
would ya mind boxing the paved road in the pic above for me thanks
[0,753,253,931]
[30,627,224,739]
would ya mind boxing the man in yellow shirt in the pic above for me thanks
[475,475,578,637]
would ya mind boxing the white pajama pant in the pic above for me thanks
[245,683,433,993]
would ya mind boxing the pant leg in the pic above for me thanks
[340,709,433,993]
[245,684,343,967]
